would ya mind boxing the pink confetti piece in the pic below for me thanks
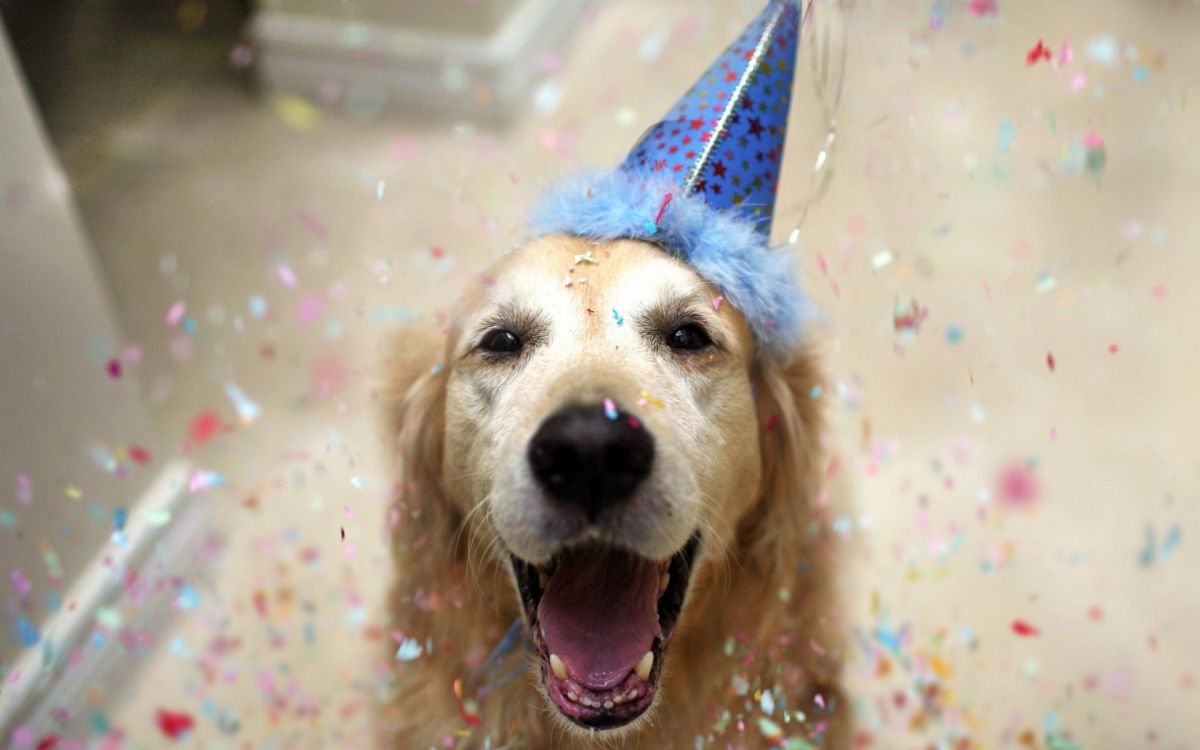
[165,301,186,327]
[187,469,225,492]
[996,462,1039,508]
[967,0,996,17]
[1056,39,1073,67]
[10,568,32,599]
[16,474,32,505]
[294,210,329,240]
[277,264,297,288]
[1070,72,1088,91]
[712,295,724,311]
[603,398,619,421]
[295,294,325,325]
[654,192,673,223]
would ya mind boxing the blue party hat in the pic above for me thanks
[528,1,810,357]
[623,0,800,238]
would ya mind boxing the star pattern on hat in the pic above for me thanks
[624,0,800,239]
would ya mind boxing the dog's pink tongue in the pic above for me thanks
[537,547,661,690]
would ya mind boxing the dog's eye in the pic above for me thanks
[666,324,712,351]
[479,329,522,355]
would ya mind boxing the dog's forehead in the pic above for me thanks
[489,235,706,312]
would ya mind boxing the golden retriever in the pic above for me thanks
[379,234,847,748]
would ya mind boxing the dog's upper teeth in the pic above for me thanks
[635,651,654,680]
[659,571,670,593]
[538,569,550,589]
[549,653,567,680]
[603,700,614,709]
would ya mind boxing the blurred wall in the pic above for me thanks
[0,27,160,667]
[260,0,521,35]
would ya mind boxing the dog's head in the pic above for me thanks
[389,233,821,733]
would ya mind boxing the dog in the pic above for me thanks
[379,233,848,748]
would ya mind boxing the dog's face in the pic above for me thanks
[440,235,765,731]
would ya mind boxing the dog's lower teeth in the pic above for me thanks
[538,569,550,588]
[635,651,654,680]
[549,653,567,679]
[659,571,670,593]
[567,691,579,703]
[603,700,614,709]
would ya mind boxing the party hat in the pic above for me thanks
[529,1,809,356]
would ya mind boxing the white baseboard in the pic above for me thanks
[0,459,213,742]
[251,0,587,122]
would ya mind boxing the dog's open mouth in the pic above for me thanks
[510,534,699,729]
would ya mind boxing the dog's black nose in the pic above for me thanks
[527,402,655,519]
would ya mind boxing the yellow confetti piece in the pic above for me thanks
[929,654,954,679]
[64,485,82,500]
[272,95,321,131]
[639,390,665,409]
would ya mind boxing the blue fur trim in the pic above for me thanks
[526,169,810,358]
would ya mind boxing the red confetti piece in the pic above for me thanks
[1011,619,1040,637]
[1026,39,1052,65]
[968,0,997,17]
[654,192,674,224]
[1108,343,1119,354]
[106,358,122,378]
[765,413,779,432]
[252,590,268,618]
[128,445,152,465]
[186,410,228,447]
[35,736,59,750]
[156,709,195,740]
[1046,351,1055,372]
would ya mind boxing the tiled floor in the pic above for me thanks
[28,0,1200,747]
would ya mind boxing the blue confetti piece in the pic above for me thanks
[177,584,201,610]
[395,638,422,661]
[611,308,624,326]
[1131,65,1149,84]
[945,325,964,344]
[1161,524,1182,561]
[15,616,40,646]
[997,117,1015,154]
[248,295,268,318]
[112,506,128,532]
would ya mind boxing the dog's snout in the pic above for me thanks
[527,403,655,518]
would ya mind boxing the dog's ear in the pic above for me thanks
[739,348,827,574]
[736,347,846,712]
[382,325,462,578]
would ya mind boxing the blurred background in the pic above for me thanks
[1,0,1198,747]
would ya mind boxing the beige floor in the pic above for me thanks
[47,0,1200,747]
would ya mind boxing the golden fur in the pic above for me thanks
[378,236,847,748]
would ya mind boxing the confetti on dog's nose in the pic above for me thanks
[603,398,618,421]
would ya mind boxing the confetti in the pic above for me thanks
[155,709,195,740]
[395,638,423,661]
[892,298,928,338]
[1011,619,1041,637]
[1026,39,1052,65]
[603,398,619,421]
